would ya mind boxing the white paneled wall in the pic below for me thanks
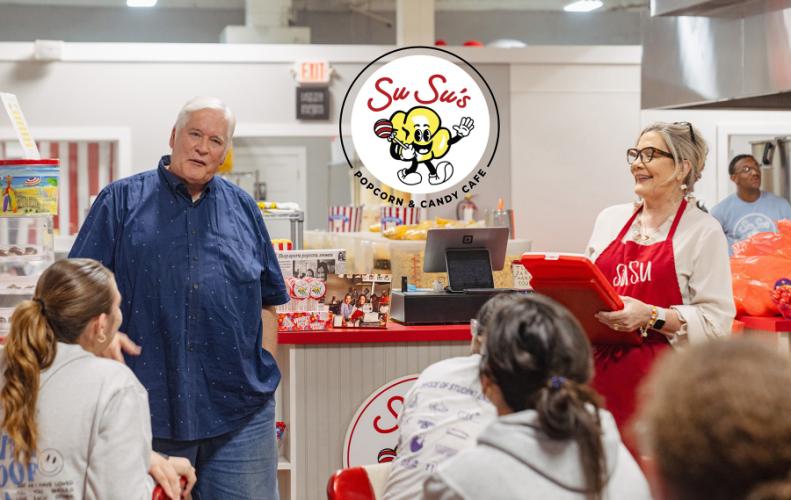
[510,60,641,253]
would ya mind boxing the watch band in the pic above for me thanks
[652,307,667,330]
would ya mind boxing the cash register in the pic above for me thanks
[391,227,523,325]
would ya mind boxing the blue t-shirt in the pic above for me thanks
[69,155,289,440]
[711,191,791,254]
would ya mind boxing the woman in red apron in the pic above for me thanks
[587,122,735,452]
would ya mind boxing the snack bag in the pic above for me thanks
[731,221,791,316]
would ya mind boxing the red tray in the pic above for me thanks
[521,253,639,346]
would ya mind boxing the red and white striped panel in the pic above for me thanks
[0,140,116,235]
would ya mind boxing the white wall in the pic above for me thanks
[0,43,643,251]
[510,52,642,252]
[640,109,791,208]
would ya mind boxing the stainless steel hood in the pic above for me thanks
[643,0,791,109]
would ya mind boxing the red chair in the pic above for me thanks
[152,476,188,500]
[327,463,392,500]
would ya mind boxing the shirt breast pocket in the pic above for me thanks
[218,237,261,284]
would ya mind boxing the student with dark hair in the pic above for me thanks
[711,153,791,254]
[637,338,791,500]
[0,259,196,499]
[423,294,650,500]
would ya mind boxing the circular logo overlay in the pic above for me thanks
[350,54,491,195]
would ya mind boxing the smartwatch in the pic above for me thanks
[652,307,667,330]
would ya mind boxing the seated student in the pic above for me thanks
[710,154,791,254]
[637,338,791,500]
[382,294,518,500]
[0,258,196,499]
[423,294,651,500]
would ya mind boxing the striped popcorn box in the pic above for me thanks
[380,206,420,232]
[328,205,363,232]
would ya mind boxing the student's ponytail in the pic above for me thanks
[535,377,605,500]
[1,299,56,464]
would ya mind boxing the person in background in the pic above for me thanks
[0,259,196,499]
[710,154,791,254]
[637,338,791,500]
[69,97,288,499]
[423,294,650,500]
[382,294,516,500]
[316,262,329,281]
[340,293,354,320]
[586,122,734,450]
[350,294,368,326]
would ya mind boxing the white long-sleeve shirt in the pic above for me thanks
[585,201,735,345]
[0,342,154,500]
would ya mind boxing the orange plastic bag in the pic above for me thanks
[731,220,791,316]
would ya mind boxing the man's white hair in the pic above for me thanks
[174,96,236,143]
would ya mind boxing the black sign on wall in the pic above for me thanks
[296,87,330,120]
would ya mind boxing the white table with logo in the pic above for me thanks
[274,324,471,500]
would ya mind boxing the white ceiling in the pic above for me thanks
[0,0,647,11]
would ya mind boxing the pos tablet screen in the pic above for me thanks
[520,253,640,346]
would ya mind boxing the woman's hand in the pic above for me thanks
[167,457,197,499]
[595,296,652,333]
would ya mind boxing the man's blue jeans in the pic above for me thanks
[153,397,279,500]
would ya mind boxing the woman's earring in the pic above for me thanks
[97,332,106,343]
[681,183,688,193]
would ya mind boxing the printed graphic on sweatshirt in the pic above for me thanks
[0,434,73,499]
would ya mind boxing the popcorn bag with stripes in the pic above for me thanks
[380,206,420,232]
[328,205,363,232]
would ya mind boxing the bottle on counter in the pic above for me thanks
[492,197,516,239]
[456,194,478,221]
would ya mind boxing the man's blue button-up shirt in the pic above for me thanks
[69,155,289,440]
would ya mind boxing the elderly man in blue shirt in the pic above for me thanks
[69,96,289,499]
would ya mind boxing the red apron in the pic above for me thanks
[593,199,687,444]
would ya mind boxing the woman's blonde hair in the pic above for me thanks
[639,121,708,193]
[1,258,115,464]
[637,338,791,500]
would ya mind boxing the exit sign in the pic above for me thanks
[294,61,332,85]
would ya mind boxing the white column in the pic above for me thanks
[396,0,435,46]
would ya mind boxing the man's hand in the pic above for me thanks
[100,332,141,363]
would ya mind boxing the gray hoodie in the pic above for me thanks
[0,342,155,499]
[422,408,652,500]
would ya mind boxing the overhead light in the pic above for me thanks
[563,0,603,12]
[127,0,157,6]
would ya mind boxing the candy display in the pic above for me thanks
[772,280,791,319]
[328,205,363,232]
[382,217,482,240]
[380,206,420,232]
[0,159,59,216]
[278,311,333,331]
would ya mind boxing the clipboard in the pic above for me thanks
[520,253,641,346]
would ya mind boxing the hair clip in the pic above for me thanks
[33,297,47,317]
[549,375,566,390]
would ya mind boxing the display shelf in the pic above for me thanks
[277,457,292,471]
[262,210,304,249]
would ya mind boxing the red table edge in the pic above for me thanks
[278,322,472,345]
[736,315,791,333]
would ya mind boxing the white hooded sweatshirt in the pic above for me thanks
[422,408,652,500]
[0,342,154,499]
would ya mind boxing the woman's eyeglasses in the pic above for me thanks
[627,147,674,165]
